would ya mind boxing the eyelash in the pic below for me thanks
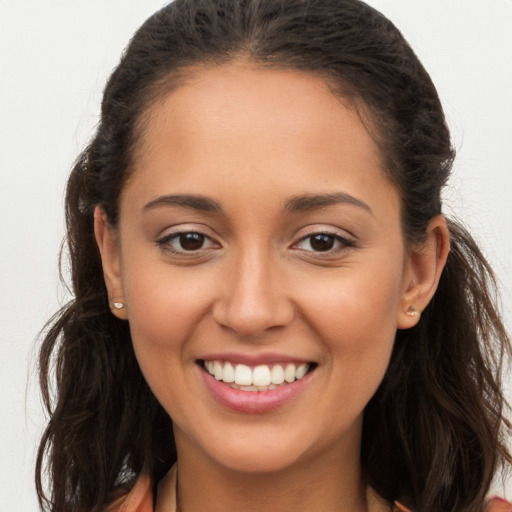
[292,231,356,255]
[156,229,355,256]
[155,230,219,255]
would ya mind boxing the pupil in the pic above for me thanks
[180,233,204,250]
[310,234,334,251]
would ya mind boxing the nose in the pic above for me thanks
[212,248,295,338]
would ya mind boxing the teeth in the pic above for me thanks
[234,364,252,385]
[229,383,279,391]
[270,364,285,384]
[204,360,311,388]
[295,363,308,379]
[222,362,235,383]
[213,361,223,380]
[284,363,296,383]
[239,385,258,392]
[253,365,271,386]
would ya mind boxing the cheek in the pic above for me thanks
[123,262,214,344]
[120,259,219,399]
[298,255,404,395]
[301,258,403,343]
[121,267,218,426]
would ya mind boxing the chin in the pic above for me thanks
[182,424,312,475]
[209,445,307,475]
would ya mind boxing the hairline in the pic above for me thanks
[119,56,410,240]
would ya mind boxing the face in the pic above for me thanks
[98,64,425,476]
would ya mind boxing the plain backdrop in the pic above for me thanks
[1,1,511,510]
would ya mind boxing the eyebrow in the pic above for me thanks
[143,194,222,212]
[284,192,372,214]
[142,191,371,215]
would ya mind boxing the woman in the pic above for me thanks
[36,0,511,511]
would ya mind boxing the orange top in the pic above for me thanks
[105,465,511,512]
[104,473,154,512]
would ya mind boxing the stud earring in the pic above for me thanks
[405,305,420,317]
[110,299,125,310]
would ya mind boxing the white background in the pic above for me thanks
[1,1,511,510]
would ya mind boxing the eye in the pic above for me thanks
[294,232,355,253]
[156,231,219,254]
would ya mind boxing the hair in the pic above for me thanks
[36,1,511,511]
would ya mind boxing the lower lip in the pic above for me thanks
[200,366,314,414]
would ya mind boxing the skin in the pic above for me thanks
[95,63,449,512]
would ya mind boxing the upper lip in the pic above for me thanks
[198,352,315,366]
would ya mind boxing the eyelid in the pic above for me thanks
[291,226,356,254]
[155,224,221,255]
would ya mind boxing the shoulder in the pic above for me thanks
[368,487,512,512]
[486,497,512,512]
[392,497,512,512]
[102,474,154,512]
[101,476,510,512]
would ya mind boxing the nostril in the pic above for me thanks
[211,280,295,338]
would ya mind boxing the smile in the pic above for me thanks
[203,360,310,391]
[199,358,316,413]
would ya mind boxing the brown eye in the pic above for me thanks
[293,231,355,255]
[179,233,205,251]
[156,230,219,254]
[309,234,335,252]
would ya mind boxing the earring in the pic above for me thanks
[405,305,420,317]
[110,299,125,310]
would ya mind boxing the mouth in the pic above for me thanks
[200,360,316,392]
[197,354,318,413]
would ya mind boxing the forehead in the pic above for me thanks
[124,63,398,217]
[139,64,378,156]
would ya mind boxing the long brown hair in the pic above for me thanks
[36,1,511,511]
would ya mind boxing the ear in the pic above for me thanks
[397,215,450,329]
[94,206,128,320]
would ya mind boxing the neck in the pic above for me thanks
[172,429,367,512]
